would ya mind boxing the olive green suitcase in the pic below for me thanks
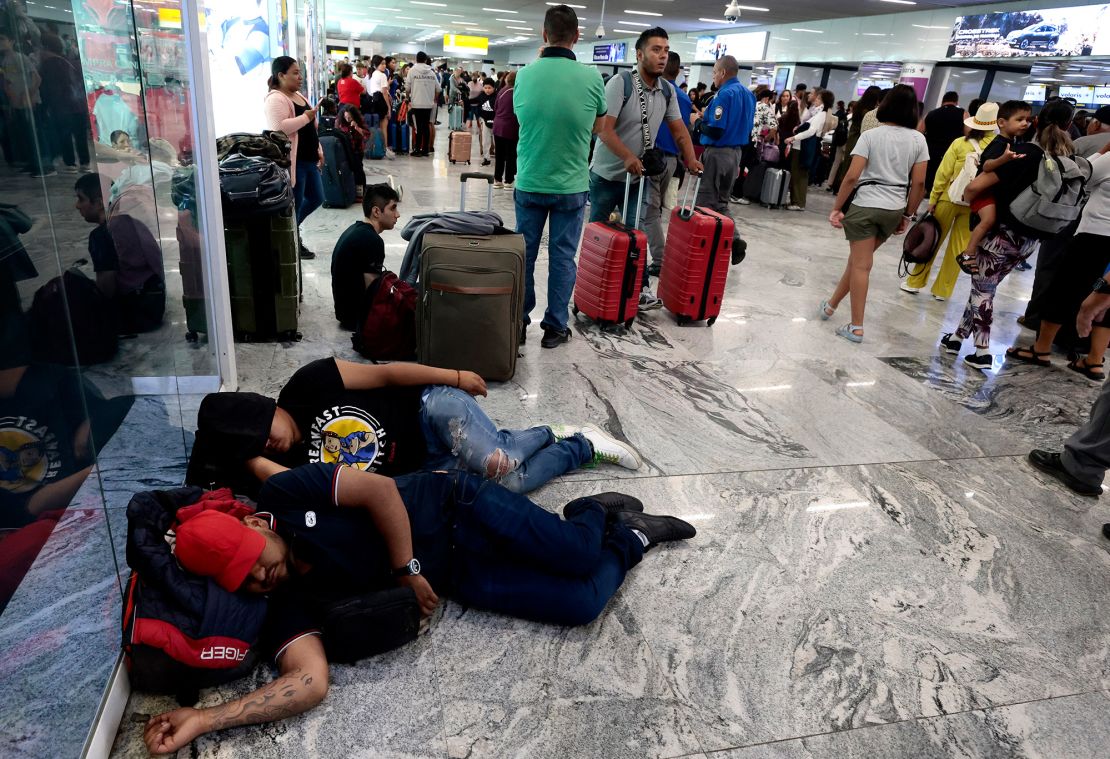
[417,174,524,381]
[224,209,301,341]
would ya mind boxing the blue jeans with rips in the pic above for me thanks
[514,189,589,333]
[419,386,592,494]
[439,471,644,625]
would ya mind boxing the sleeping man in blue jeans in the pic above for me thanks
[186,358,642,497]
[144,460,695,753]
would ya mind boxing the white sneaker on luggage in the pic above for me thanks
[582,425,643,470]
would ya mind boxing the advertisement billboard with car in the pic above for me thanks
[947,3,1110,58]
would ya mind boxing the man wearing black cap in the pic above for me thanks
[186,358,643,498]
[144,461,695,754]
[1075,105,1110,158]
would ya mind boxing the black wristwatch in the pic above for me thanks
[393,558,421,577]
[1093,278,1110,295]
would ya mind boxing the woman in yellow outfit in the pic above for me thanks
[901,106,998,301]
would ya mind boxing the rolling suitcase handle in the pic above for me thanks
[617,174,649,308]
[676,173,703,222]
[620,173,648,228]
[460,172,495,212]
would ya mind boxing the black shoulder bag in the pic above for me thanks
[632,72,668,178]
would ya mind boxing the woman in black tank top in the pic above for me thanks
[268,57,325,256]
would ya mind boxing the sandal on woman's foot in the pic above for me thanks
[836,323,864,343]
[956,253,979,276]
[818,300,835,321]
[1068,357,1106,381]
[1005,346,1050,367]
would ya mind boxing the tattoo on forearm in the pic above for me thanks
[206,668,319,731]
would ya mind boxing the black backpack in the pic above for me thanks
[216,131,292,168]
[29,266,118,366]
[124,488,268,703]
[218,154,293,217]
[832,117,849,148]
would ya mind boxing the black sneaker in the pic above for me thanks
[299,246,316,260]
[731,238,747,266]
[540,326,570,349]
[963,352,992,371]
[614,511,696,551]
[1028,450,1102,497]
[520,323,527,345]
[481,159,492,166]
[563,492,645,520]
[940,333,962,355]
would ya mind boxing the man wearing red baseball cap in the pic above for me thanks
[146,460,694,753]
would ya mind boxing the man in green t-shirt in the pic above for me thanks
[513,5,607,349]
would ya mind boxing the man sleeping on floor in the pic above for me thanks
[143,459,694,754]
[187,358,642,498]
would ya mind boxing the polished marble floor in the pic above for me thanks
[110,131,1110,758]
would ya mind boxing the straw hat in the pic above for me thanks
[964,102,1000,131]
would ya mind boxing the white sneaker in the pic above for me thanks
[638,288,663,312]
[504,182,514,189]
[582,425,642,470]
[900,283,921,294]
[493,181,504,189]
[549,424,583,440]
[933,295,947,302]
[385,148,396,159]
[786,204,804,212]
[735,197,751,205]
[61,165,79,174]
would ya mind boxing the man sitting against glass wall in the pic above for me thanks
[143,459,694,754]
[74,173,166,334]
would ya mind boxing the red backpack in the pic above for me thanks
[353,271,417,360]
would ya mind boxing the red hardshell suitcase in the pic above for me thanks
[659,177,736,326]
[572,176,647,330]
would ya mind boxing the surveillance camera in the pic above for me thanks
[724,1,740,23]
[595,23,605,38]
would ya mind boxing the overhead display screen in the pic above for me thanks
[947,4,1110,58]
[592,43,626,63]
[1023,84,1047,102]
[694,32,767,62]
[1059,85,1096,106]
[444,34,489,55]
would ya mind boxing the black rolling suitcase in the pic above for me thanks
[740,163,769,202]
[318,127,358,208]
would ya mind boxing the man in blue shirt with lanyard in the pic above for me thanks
[691,55,756,265]
[643,51,694,279]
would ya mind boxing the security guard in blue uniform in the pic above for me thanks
[690,55,756,265]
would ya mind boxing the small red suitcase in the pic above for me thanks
[573,176,647,330]
[659,176,736,326]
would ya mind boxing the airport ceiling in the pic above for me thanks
[326,0,997,45]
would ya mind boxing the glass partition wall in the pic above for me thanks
[0,0,230,755]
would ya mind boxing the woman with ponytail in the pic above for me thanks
[264,56,324,259]
[941,99,1080,371]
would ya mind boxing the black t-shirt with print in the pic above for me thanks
[275,358,427,477]
[0,365,131,527]
[471,92,495,125]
